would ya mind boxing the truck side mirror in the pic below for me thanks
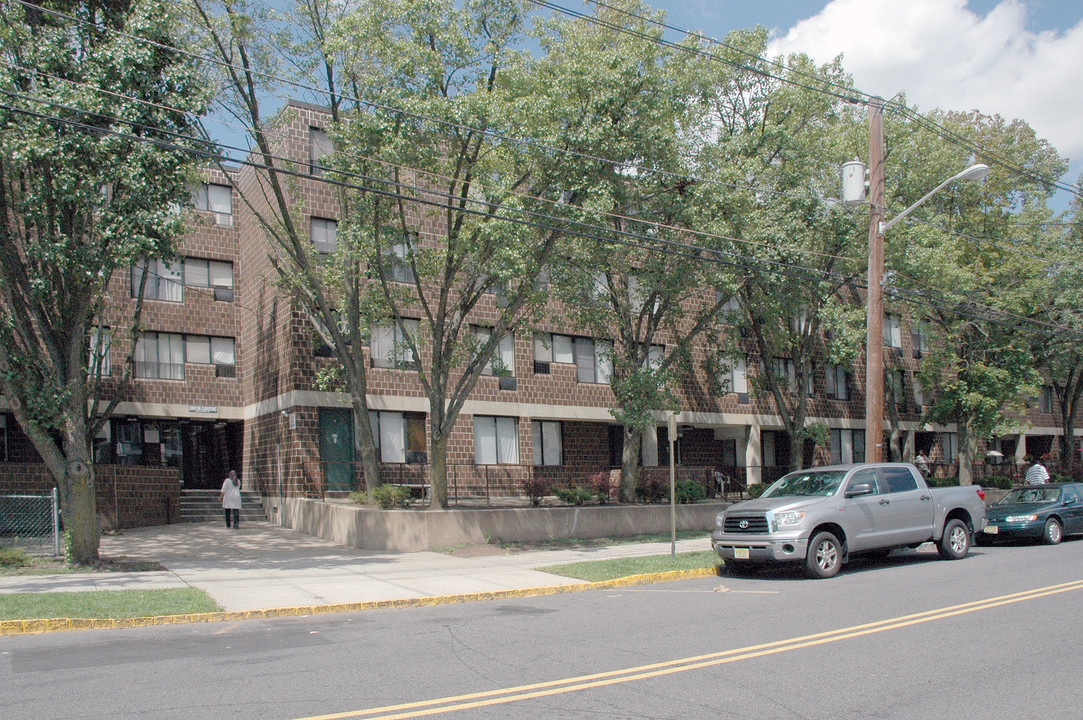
[846,482,873,498]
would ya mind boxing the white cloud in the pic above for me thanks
[767,0,1083,165]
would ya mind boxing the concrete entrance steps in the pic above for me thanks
[178,489,264,523]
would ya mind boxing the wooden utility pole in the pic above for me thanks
[866,99,885,463]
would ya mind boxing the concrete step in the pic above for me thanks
[177,489,263,523]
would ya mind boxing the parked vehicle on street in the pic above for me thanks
[979,483,1083,545]
[711,463,987,578]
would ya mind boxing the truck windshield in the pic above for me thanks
[761,471,847,498]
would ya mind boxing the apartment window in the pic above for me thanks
[883,314,902,348]
[913,378,925,408]
[382,238,416,283]
[0,414,7,462]
[729,357,749,402]
[825,364,848,400]
[185,335,235,367]
[89,328,111,377]
[370,319,419,369]
[184,258,234,301]
[1039,386,1054,414]
[193,183,232,215]
[474,416,519,465]
[830,429,866,464]
[474,327,515,377]
[590,271,608,303]
[717,292,741,319]
[772,358,810,395]
[369,411,427,463]
[940,432,959,464]
[531,420,562,466]
[311,218,338,255]
[134,332,184,379]
[645,344,664,370]
[911,322,929,358]
[310,127,333,175]
[574,337,611,384]
[533,333,552,374]
[131,259,182,302]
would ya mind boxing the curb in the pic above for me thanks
[0,567,720,636]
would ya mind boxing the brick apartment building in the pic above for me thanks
[1,100,1077,528]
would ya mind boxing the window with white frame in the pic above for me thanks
[533,333,553,374]
[474,416,519,465]
[383,237,416,283]
[184,335,236,367]
[729,357,748,397]
[883,314,902,348]
[193,183,232,214]
[913,378,925,407]
[131,259,182,302]
[370,319,419,369]
[825,364,848,400]
[911,321,929,358]
[134,332,185,379]
[183,258,234,291]
[830,428,865,464]
[311,217,338,255]
[369,411,427,463]
[573,337,611,384]
[310,127,333,175]
[772,357,810,395]
[531,420,562,466]
[940,432,959,463]
[645,344,664,370]
[88,328,111,377]
[474,327,515,376]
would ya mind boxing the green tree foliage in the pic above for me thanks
[887,108,1067,483]
[0,0,209,563]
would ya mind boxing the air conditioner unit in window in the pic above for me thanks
[213,287,235,303]
[533,361,550,375]
[405,450,428,464]
[215,364,237,378]
[215,213,233,227]
[498,377,517,391]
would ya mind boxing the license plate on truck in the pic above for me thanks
[734,548,750,560]
[984,526,999,534]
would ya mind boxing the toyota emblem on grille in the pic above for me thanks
[738,520,749,529]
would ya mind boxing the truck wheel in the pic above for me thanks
[1041,518,1062,545]
[805,531,842,578]
[937,519,970,560]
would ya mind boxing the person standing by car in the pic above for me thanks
[220,470,242,528]
[1024,456,1050,485]
[914,451,930,478]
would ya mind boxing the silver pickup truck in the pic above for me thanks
[711,463,987,578]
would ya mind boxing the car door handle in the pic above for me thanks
[920,495,931,501]
[879,499,890,505]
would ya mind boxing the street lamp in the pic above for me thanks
[845,99,989,462]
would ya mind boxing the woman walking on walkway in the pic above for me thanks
[220,470,242,528]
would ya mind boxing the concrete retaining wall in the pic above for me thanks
[266,497,726,552]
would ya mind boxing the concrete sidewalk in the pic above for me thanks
[0,521,713,614]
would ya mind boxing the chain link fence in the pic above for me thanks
[0,488,61,556]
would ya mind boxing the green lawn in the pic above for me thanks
[0,588,220,620]
[538,550,722,582]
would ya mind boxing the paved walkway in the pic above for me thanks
[0,522,711,613]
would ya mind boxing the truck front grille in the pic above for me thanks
[724,514,769,533]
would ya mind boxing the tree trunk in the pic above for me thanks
[619,426,642,503]
[61,459,98,565]
[430,434,449,509]
[958,421,976,486]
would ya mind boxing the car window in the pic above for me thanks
[845,469,879,495]
[880,467,918,494]
[1063,486,1080,503]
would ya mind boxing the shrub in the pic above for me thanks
[746,483,768,499]
[982,475,1013,489]
[371,484,412,509]
[635,475,667,503]
[554,486,595,506]
[0,547,31,568]
[347,491,368,504]
[522,477,552,507]
[589,471,611,503]
[925,475,959,487]
[676,479,706,504]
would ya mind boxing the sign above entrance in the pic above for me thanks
[188,405,219,414]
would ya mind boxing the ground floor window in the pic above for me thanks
[370,411,427,463]
[474,416,518,465]
[830,429,865,465]
[531,420,562,466]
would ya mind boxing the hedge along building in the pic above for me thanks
[1,101,1077,528]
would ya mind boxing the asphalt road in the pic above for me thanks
[3,538,1083,720]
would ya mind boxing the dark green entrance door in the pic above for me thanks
[319,408,354,492]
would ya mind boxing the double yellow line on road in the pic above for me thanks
[297,578,1083,720]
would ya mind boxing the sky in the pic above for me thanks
[643,0,1083,209]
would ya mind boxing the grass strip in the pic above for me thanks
[0,588,220,620]
[538,550,722,582]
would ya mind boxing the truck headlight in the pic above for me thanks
[772,511,806,531]
[1005,514,1037,523]
[715,514,724,529]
